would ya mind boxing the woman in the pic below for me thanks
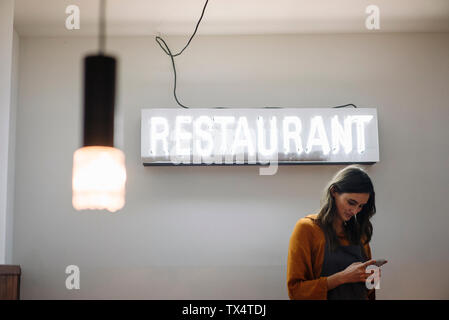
[287,165,385,300]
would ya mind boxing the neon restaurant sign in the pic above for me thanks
[141,108,379,166]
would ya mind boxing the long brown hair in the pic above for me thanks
[315,165,376,252]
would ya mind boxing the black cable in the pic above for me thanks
[155,0,358,110]
[333,104,358,108]
[155,0,210,109]
[99,0,106,54]
[155,36,187,108]
[172,0,209,57]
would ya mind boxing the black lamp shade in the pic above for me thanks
[83,55,116,147]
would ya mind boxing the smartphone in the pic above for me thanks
[374,259,387,267]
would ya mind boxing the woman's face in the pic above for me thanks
[331,189,370,223]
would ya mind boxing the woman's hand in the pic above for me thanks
[339,259,378,284]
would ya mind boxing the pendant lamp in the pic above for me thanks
[72,0,126,212]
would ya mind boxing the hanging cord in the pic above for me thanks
[155,0,358,110]
[333,104,357,108]
[99,0,106,54]
[156,0,210,109]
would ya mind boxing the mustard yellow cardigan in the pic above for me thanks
[287,214,376,300]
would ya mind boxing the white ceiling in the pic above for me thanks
[14,0,449,36]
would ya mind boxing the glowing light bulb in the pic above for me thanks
[72,146,126,212]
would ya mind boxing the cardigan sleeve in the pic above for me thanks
[287,219,328,300]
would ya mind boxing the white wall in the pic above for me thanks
[0,0,15,265]
[6,29,19,265]
[13,33,449,299]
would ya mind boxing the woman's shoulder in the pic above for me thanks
[296,213,319,225]
[292,214,323,237]
[290,214,325,250]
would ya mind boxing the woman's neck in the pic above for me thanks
[333,216,344,235]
